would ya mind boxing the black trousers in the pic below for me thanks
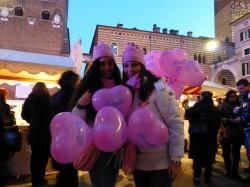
[221,138,241,175]
[89,152,119,187]
[133,169,172,187]
[30,144,50,186]
[193,159,213,179]
[55,163,78,187]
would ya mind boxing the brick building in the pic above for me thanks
[89,24,235,79]
[0,0,75,100]
[0,0,70,56]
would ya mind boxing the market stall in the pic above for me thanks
[0,48,80,176]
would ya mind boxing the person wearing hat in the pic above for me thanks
[185,91,221,185]
[122,43,184,187]
[70,42,121,187]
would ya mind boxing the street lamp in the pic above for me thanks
[206,40,219,63]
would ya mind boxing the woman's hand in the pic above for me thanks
[78,90,92,106]
[168,161,181,180]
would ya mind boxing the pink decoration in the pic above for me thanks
[92,85,132,116]
[128,108,169,147]
[50,112,92,164]
[94,106,127,152]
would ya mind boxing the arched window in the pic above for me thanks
[111,43,118,56]
[198,54,201,63]
[14,6,23,16]
[202,55,206,64]
[194,54,197,60]
[41,10,50,20]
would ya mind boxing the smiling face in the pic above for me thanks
[99,56,115,79]
[123,61,142,78]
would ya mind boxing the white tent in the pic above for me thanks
[201,80,235,96]
[184,80,236,96]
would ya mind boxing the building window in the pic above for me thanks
[14,6,23,16]
[41,10,50,20]
[242,63,249,76]
[202,55,206,64]
[240,32,244,41]
[143,48,147,54]
[194,54,197,60]
[198,54,201,63]
[248,29,250,39]
[244,48,250,56]
[110,43,118,56]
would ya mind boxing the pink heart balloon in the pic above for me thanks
[177,60,206,86]
[50,112,93,164]
[166,78,184,99]
[128,108,169,147]
[92,85,132,116]
[145,50,164,78]
[159,49,188,78]
[94,106,127,152]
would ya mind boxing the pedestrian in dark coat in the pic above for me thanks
[0,88,16,183]
[21,82,52,187]
[219,90,242,179]
[50,70,80,187]
[185,91,221,185]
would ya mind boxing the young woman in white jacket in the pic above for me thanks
[122,43,184,187]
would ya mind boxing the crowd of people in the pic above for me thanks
[0,42,250,187]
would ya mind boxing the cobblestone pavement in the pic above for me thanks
[3,150,250,187]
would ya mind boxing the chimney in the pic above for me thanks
[169,29,175,35]
[187,31,193,37]
[117,23,123,28]
[175,30,179,35]
[162,28,168,34]
[153,24,160,33]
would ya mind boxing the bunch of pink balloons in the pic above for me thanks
[127,107,169,147]
[145,48,206,98]
[50,112,93,164]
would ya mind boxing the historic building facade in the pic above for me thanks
[0,0,74,99]
[211,13,250,85]
[0,0,70,56]
[89,24,235,80]
[215,0,250,42]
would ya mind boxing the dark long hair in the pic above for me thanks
[138,65,160,102]
[30,82,50,97]
[70,58,121,122]
[224,89,238,105]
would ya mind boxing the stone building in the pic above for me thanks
[211,13,250,86]
[215,0,250,42]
